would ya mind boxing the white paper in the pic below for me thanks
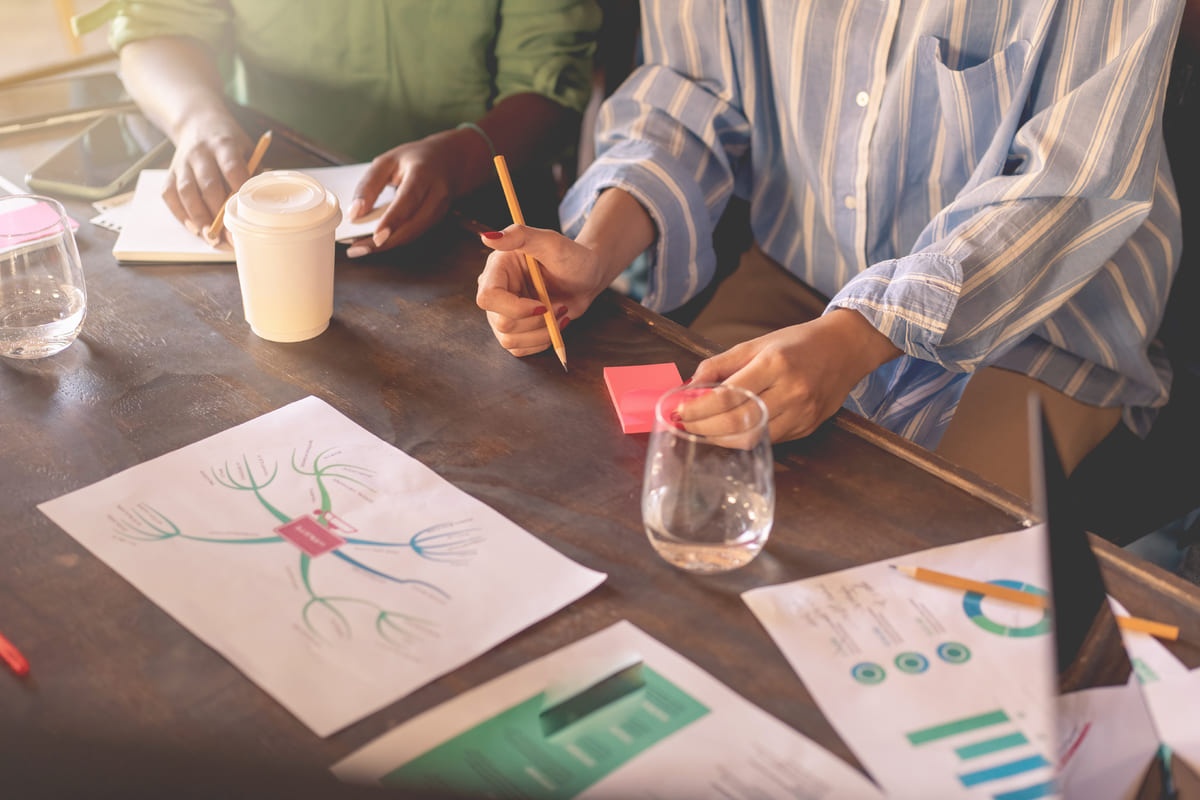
[1143,668,1200,783]
[109,165,395,262]
[1055,683,1164,800]
[332,620,884,799]
[743,527,1061,799]
[1110,596,1188,686]
[38,396,606,736]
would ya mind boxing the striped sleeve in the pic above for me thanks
[560,0,751,312]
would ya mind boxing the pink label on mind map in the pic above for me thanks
[274,515,346,556]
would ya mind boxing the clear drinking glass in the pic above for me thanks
[0,195,86,359]
[642,382,775,573]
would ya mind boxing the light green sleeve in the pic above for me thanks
[494,0,602,113]
[72,0,233,54]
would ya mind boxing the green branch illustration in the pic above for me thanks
[212,456,290,524]
[298,554,438,647]
[291,447,373,515]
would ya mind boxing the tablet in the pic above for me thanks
[26,110,171,200]
[0,72,135,136]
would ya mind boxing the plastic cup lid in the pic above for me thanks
[226,170,340,231]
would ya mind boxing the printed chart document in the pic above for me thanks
[743,526,1060,800]
[38,396,605,736]
[108,164,394,263]
[332,620,884,799]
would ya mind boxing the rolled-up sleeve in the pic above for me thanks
[81,0,232,52]
[494,0,603,114]
[561,0,752,312]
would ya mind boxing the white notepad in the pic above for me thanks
[111,164,394,263]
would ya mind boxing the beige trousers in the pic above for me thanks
[689,246,1121,500]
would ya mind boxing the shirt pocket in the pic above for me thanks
[918,35,1031,193]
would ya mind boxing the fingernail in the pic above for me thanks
[184,219,200,236]
[346,245,369,258]
[558,316,571,330]
[372,227,391,247]
[347,198,365,220]
[480,230,503,240]
[556,305,568,316]
[670,411,682,423]
[531,305,547,316]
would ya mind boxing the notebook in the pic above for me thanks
[109,164,394,264]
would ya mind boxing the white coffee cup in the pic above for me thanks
[223,170,342,342]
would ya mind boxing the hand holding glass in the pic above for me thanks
[642,383,775,573]
[0,195,86,359]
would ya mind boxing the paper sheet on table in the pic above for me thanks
[108,164,394,263]
[744,527,1061,799]
[38,396,606,737]
[1142,667,1200,792]
[743,526,1191,800]
[332,620,884,799]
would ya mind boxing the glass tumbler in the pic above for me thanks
[642,382,775,573]
[0,195,86,359]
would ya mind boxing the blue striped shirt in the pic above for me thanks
[562,0,1184,448]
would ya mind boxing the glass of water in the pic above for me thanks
[0,195,86,359]
[642,382,775,574]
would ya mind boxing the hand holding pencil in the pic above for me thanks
[205,129,273,243]
[491,155,568,370]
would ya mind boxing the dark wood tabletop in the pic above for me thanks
[2,109,1198,794]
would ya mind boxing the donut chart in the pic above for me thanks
[962,579,1050,637]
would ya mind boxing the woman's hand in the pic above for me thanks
[344,130,468,257]
[161,108,252,240]
[686,309,902,442]
[474,226,613,357]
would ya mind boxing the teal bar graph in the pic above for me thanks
[905,709,1056,800]
[906,709,1010,745]
[993,780,1058,800]
[956,732,1030,760]
[960,754,1051,787]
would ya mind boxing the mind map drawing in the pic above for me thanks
[39,396,607,737]
[107,445,484,651]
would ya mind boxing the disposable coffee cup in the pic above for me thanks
[223,170,342,342]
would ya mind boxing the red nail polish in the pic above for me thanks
[556,305,568,316]
[558,316,571,330]
[480,231,503,240]
[669,411,682,423]
[531,305,547,316]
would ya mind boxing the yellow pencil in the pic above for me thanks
[894,564,1180,642]
[492,154,567,371]
[206,129,273,243]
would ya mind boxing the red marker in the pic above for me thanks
[0,630,30,677]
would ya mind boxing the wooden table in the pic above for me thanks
[2,112,1198,794]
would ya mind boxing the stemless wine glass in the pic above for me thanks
[0,194,86,359]
[641,382,775,574]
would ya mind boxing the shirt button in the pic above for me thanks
[855,91,870,107]
[844,195,857,210]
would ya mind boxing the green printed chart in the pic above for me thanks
[381,666,709,799]
[905,709,1056,800]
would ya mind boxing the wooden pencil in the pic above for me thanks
[205,129,273,243]
[492,154,567,371]
[893,564,1180,641]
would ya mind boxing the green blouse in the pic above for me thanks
[78,0,601,162]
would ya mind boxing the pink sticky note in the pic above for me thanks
[0,199,78,244]
[274,515,346,556]
[603,363,684,434]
